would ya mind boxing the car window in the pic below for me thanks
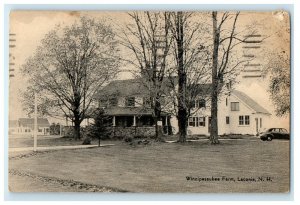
[281,128,288,133]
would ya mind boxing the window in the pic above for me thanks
[190,100,196,108]
[199,99,206,108]
[199,117,206,127]
[226,98,228,106]
[245,115,250,125]
[189,117,195,127]
[109,98,118,106]
[239,115,250,125]
[226,116,230,124]
[125,97,135,107]
[231,102,239,111]
[99,99,108,108]
[239,116,244,125]
[189,117,205,127]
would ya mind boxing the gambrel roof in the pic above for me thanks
[95,77,178,99]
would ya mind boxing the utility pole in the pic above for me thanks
[33,92,37,151]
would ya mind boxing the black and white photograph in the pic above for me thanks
[8,10,290,193]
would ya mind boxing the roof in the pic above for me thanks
[103,107,169,116]
[188,83,212,96]
[18,118,50,127]
[230,90,271,115]
[95,77,178,99]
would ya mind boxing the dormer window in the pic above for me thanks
[99,99,108,108]
[125,97,135,107]
[199,99,206,108]
[143,97,151,107]
[109,98,118,106]
[190,99,206,109]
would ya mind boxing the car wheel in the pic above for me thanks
[267,136,272,141]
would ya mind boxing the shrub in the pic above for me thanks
[86,108,112,146]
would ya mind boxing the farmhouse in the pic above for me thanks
[95,78,174,137]
[96,78,271,137]
[9,118,50,135]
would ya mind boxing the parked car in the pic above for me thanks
[260,128,290,141]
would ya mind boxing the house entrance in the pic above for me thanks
[255,118,258,134]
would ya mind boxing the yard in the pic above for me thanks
[9,135,101,148]
[9,136,290,193]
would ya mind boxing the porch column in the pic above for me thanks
[165,116,168,126]
[112,116,116,127]
[133,115,136,126]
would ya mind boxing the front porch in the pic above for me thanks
[102,107,172,138]
[109,115,172,138]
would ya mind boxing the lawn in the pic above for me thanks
[9,135,101,148]
[9,138,290,193]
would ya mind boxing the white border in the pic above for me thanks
[1,0,298,204]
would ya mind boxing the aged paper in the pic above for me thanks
[9,11,290,193]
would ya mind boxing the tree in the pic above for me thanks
[265,50,290,116]
[119,12,173,140]
[262,12,290,117]
[166,12,211,143]
[210,11,248,144]
[21,17,120,140]
[87,108,112,146]
[173,12,187,143]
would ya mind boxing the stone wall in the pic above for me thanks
[63,125,167,139]
[108,126,157,138]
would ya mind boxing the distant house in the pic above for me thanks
[9,118,50,135]
[94,78,174,137]
[182,87,271,136]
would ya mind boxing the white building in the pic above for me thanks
[177,88,271,136]
[9,118,50,136]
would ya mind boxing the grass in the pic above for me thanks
[9,134,255,148]
[9,135,102,148]
[9,138,290,193]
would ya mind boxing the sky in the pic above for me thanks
[9,11,290,129]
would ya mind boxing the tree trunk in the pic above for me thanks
[210,11,220,144]
[178,109,187,143]
[153,99,164,141]
[176,11,187,143]
[73,116,81,140]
